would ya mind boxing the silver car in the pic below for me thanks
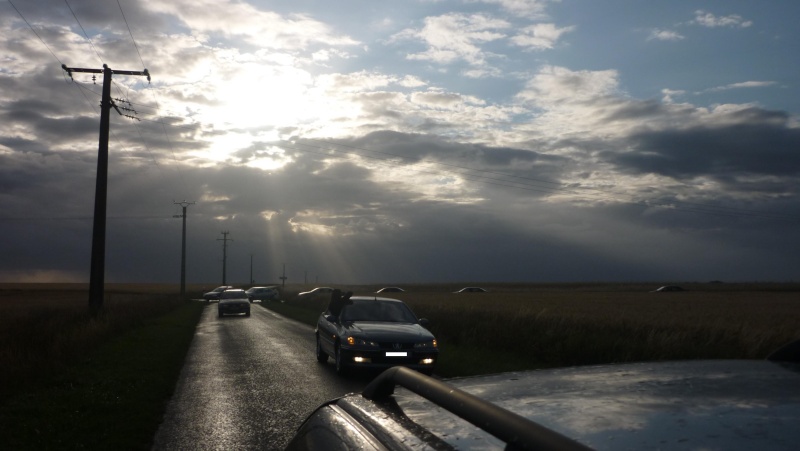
[218,289,251,317]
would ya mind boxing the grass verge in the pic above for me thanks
[0,300,204,450]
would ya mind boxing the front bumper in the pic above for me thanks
[219,303,250,314]
[339,347,438,371]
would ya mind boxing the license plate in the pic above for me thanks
[385,352,408,357]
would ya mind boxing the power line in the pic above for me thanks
[64,0,104,65]
[7,0,63,65]
[116,0,146,69]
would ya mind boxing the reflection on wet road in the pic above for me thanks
[152,303,369,450]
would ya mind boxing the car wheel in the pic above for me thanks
[335,344,347,375]
[218,310,223,318]
[315,335,328,363]
[245,310,250,317]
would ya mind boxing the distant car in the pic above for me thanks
[202,285,233,301]
[298,287,335,300]
[376,287,404,293]
[218,289,251,317]
[245,286,278,302]
[454,287,487,293]
[651,285,685,292]
[288,348,800,450]
[315,296,438,375]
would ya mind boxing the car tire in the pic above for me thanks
[316,335,328,363]
[335,344,347,375]
[245,310,250,317]
[218,310,223,318]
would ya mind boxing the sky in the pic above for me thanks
[1,0,798,285]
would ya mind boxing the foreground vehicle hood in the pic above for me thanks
[394,360,800,450]
[344,322,433,342]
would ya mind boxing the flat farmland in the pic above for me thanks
[3,282,800,381]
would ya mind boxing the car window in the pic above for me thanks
[221,290,247,299]
[340,300,417,323]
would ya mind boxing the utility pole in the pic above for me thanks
[280,263,288,288]
[173,200,195,299]
[62,64,150,312]
[218,231,232,285]
[250,253,254,284]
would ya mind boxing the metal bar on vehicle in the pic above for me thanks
[362,366,592,451]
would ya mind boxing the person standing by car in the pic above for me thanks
[327,289,352,317]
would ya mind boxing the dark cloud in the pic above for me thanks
[611,117,800,181]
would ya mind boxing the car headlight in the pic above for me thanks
[414,339,437,348]
[346,336,378,347]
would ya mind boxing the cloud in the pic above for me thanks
[510,23,575,50]
[692,10,752,28]
[391,13,509,66]
[469,0,551,19]
[706,81,778,92]
[615,113,800,183]
[2,1,798,284]
[144,0,360,49]
[647,28,684,42]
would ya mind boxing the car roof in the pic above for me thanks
[349,296,405,303]
[389,360,800,449]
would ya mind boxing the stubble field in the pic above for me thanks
[2,282,800,383]
[281,282,800,375]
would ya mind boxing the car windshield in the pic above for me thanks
[340,300,418,323]
[221,290,247,299]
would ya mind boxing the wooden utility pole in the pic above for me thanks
[174,201,195,299]
[62,64,150,312]
[250,253,254,284]
[218,231,232,285]
[280,264,288,288]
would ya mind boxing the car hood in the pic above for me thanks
[344,322,433,342]
[394,360,800,450]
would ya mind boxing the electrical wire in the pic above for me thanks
[64,0,104,65]
[116,0,146,70]
[7,0,63,65]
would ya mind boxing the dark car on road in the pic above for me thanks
[218,289,251,317]
[203,285,233,302]
[288,345,800,450]
[315,296,438,375]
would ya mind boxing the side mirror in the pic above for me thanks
[419,318,430,327]
[325,314,339,323]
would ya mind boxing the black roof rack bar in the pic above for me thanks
[767,338,800,362]
[362,366,591,451]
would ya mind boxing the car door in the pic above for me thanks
[317,313,338,356]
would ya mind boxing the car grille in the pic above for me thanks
[378,342,414,350]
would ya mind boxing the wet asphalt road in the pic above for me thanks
[151,302,370,450]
